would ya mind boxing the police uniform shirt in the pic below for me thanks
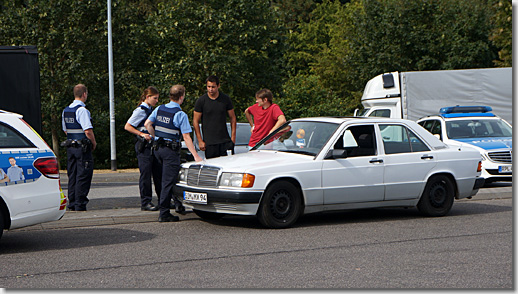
[7,165,24,181]
[126,102,151,128]
[61,100,93,133]
[147,101,192,140]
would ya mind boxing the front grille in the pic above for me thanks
[187,165,220,187]
[488,151,512,163]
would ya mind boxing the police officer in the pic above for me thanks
[124,86,162,211]
[61,84,96,211]
[144,85,202,222]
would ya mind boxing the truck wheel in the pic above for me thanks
[193,209,225,221]
[417,175,454,217]
[257,181,302,229]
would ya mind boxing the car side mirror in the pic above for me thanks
[325,149,348,159]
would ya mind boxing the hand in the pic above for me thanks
[194,154,203,162]
[199,140,206,151]
[251,125,255,132]
[143,133,152,141]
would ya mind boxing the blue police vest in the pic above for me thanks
[63,105,88,140]
[136,105,153,134]
[154,105,181,140]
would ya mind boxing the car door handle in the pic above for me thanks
[421,155,434,160]
[369,158,384,164]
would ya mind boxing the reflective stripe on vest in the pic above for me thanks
[63,105,87,140]
[154,105,181,140]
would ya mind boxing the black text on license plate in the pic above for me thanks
[183,191,207,204]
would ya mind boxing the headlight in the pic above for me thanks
[219,172,255,188]
[178,167,187,182]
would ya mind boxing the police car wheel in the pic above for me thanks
[193,209,225,221]
[417,175,454,217]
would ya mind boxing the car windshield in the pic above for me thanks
[446,118,512,139]
[254,121,339,156]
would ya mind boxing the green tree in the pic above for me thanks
[489,0,512,67]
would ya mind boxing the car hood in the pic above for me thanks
[182,150,315,172]
[451,137,512,151]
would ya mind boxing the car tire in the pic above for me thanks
[257,181,302,229]
[0,209,4,240]
[193,209,225,221]
[417,175,454,217]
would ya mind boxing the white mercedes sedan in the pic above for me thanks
[175,117,484,228]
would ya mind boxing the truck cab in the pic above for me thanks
[355,72,401,119]
[417,106,512,183]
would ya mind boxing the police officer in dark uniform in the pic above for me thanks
[61,84,96,211]
[144,85,202,222]
[124,86,162,211]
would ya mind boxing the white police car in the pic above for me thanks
[418,106,512,183]
[0,110,66,240]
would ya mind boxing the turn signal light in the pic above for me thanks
[242,174,255,188]
[477,161,482,172]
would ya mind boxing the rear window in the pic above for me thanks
[0,122,35,148]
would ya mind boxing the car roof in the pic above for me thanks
[291,116,411,124]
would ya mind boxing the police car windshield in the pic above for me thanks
[446,119,512,139]
[255,121,339,156]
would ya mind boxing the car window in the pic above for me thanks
[446,119,512,139]
[227,124,251,145]
[0,122,35,148]
[333,125,376,157]
[369,109,391,118]
[380,124,430,154]
[419,120,442,138]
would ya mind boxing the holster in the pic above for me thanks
[136,135,148,153]
[81,138,93,153]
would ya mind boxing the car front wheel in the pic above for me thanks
[417,175,454,217]
[257,181,302,229]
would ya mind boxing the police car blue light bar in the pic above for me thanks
[440,105,492,114]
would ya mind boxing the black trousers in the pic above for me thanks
[66,146,93,210]
[154,146,180,218]
[136,142,162,207]
[205,140,234,159]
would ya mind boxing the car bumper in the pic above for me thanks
[173,184,263,215]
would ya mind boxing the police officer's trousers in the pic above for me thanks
[154,146,180,218]
[136,142,162,207]
[66,146,93,211]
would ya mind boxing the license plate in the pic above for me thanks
[499,166,512,173]
[183,191,207,204]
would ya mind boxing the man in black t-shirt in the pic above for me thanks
[193,75,237,159]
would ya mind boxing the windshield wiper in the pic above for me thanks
[278,149,316,156]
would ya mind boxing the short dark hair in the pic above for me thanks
[255,88,273,103]
[73,84,87,98]
[169,85,185,101]
[206,75,219,85]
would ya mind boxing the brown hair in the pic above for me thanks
[139,86,159,106]
[169,85,186,101]
[255,88,273,103]
[73,84,87,98]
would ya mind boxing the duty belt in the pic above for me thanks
[152,138,181,152]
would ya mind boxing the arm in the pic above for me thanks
[244,107,255,133]
[183,133,202,162]
[269,115,286,134]
[0,172,8,183]
[144,119,155,138]
[125,122,152,141]
[84,129,97,151]
[228,109,237,143]
[193,111,205,151]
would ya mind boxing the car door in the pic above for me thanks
[379,123,437,200]
[322,124,385,204]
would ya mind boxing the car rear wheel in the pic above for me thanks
[257,181,302,229]
[417,175,454,217]
[193,209,225,221]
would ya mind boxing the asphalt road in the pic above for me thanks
[0,197,512,289]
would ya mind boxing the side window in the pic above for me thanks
[333,125,376,157]
[380,124,430,154]
[419,120,442,139]
[369,109,391,118]
[0,122,34,148]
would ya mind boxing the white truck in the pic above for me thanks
[355,67,512,125]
